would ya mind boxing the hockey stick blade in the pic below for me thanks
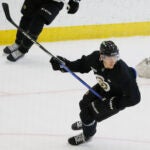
[2,3,102,99]
[2,3,13,25]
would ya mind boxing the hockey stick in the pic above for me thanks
[2,3,102,99]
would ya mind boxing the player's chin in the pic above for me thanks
[107,64,115,69]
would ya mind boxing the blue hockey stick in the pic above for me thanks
[2,3,102,99]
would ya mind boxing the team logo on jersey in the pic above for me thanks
[96,75,110,92]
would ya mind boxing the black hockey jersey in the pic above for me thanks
[64,51,141,109]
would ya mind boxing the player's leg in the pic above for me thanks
[7,1,64,62]
[69,105,119,145]
[3,0,38,54]
[7,14,45,61]
[68,85,120,145]
[69,107,97,145]
[17,1,64,54]
[68,85,99,145]
[71,84,100,131]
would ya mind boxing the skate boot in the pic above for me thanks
[71,121,82,130]
[7,50,24,62]
[3,43,19,54]
[68,133,91,145]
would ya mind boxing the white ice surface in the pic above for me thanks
[0,37,150,150]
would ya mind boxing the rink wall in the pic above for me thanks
[1,0,150,45]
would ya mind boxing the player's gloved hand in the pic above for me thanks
[50,56,67,72]
[67,0,80,14]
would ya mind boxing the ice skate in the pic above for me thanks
[7,50,24,62]
[3,43,19,54]
[71,121,82,130]
[68,133,91,145]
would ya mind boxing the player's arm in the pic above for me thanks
[117,63,141,109]
[49,52,95,73]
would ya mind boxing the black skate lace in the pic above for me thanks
[75,133,85,144]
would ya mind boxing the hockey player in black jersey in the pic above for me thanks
[3,0,80,61]
[50,40,141,145]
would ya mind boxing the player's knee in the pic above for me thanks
[79,93,95,110]
[79,99,90,110]
[80,109,94,125]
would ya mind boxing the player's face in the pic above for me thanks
[100,55,119,69]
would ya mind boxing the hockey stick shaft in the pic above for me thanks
[2,3,102,99]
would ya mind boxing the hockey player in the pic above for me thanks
[49,40,141,145]
[3,0,80,61]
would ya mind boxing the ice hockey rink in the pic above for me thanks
[0,36,150,150]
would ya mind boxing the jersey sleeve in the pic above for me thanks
[65,51,98,73]
[117,61,141,109]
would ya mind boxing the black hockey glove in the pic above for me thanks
[50,56,68,72]
[67,0,80,14]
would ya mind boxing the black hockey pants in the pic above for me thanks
[15,0,64,53]
[79,84,119,138]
